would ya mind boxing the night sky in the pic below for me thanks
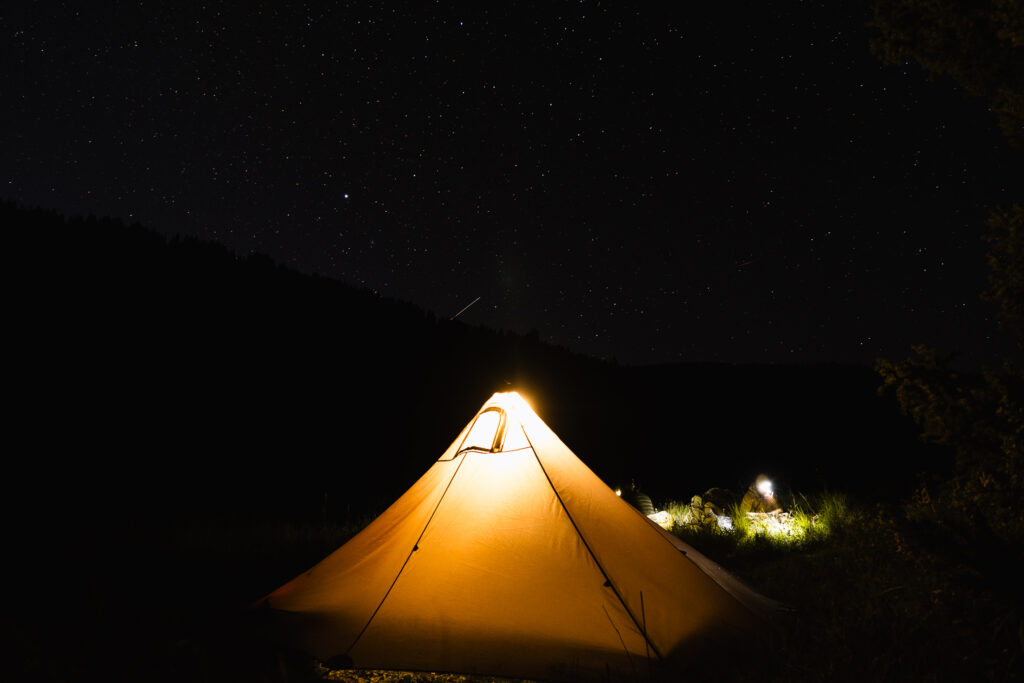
[4,2,1020,365]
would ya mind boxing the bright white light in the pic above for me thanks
[507,391,533,414]
[716,514,734,531]
[463,410,502,451]
[757,479,774,496]
[647,511,674,530]
[497,391,534,421]
[615,488,622,497]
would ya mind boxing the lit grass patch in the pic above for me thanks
[746,492,849,546]
[742,510,808,540]
[664,500,694,527]
[666,492,852,554]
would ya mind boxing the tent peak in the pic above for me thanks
[483,390,533,416]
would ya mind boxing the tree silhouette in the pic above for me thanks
[872,2,1023,539]
[984,204,1024,348]
[871,0,1024,146]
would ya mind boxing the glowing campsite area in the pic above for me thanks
[255,392,782,681]
[10,3,1023,681]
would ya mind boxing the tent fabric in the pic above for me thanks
[257,392,774,681]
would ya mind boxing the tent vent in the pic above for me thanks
[458,407,508,453]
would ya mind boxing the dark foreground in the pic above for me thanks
[12,200,1021,680]
[11,488,1021,683]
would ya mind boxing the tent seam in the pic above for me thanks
[519,423,665,663]
[344,452,469,656]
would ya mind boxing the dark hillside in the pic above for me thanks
[619,362,939,502]
[6,201,620,525]
[6,200,937,530]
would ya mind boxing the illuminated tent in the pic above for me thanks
[257,392,778,681]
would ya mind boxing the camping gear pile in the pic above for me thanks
[675,488,739,530]
[669,478,815,539]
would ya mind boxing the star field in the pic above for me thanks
[3,2,1020,364]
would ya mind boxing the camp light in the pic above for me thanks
[504,391,533,418]
[757,479,774,497]
[486,391,531,422]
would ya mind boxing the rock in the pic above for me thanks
[647,510,674,530]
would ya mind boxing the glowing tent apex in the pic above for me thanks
[456,391,537,454]
[486,390,534,418]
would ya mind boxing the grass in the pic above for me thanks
[209,495,1022,682]
[306,491,1021,682]
[664,492,851,563]
[662,491,1023,682]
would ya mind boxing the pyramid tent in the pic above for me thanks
[257,392,778,681]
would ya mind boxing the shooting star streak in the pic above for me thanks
[451,296,481,320]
